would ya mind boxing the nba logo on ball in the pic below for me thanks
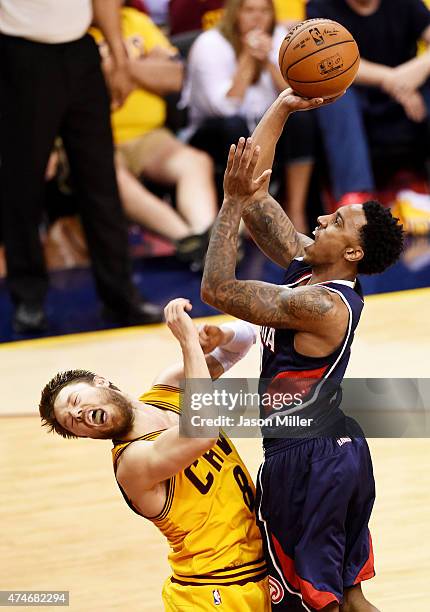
[309,27,324,46]
[212,589,222,605]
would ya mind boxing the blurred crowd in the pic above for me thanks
[1,0,430,333]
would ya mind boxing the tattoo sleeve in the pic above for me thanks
[242,194,314,268]
[201,198,336,331]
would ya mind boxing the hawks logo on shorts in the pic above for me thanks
[268,575,284,604]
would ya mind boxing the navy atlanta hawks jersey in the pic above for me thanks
[259,258,364,439]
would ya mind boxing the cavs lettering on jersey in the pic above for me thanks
[111,385,266,588]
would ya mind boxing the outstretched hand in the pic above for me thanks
[277,87,345,113]
[164,298,198,346]
[223,137,272,207]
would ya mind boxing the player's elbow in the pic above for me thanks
[201,280,215,306]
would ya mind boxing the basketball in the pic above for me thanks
[278,18,360,99]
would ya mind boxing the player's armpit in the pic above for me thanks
[117,426,217,491]
[210,280,343,332]
[242,195,313,268]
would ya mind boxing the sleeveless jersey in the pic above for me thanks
[259,258,364,440]
[111,384,266,586]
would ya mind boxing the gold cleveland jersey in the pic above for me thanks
[111,385,266,586]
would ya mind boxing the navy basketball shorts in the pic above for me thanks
[256,437,375,610]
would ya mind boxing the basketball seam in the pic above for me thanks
[280,18,340,69]
[285,39,356,79]
[288,53,360,85]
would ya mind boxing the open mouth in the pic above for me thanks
[90,409,106,425]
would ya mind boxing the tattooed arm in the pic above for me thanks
[201,139,344,333]
[201,197,338,330]
[242,195,314,268]
[241,89,338,268]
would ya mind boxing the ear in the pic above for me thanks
[344,245,364,263]
[93,375,110,388]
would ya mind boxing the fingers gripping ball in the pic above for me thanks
[279,18,360,98]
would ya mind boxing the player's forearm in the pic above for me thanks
[201,199,242,310]
[147,425,218,486]
[242,194,309,268]
[129,58,184,95]
[251,93,292,180]
[181,337,211,380]
[202,202,285,323]
[92,0,127,68]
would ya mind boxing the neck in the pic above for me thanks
[308,264,356,285]
[119,400,177,441]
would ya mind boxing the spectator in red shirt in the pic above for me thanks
[169,0,224,36]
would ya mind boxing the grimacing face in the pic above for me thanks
[53,378,134,439]
[237,0,273,36]
[303,204,367,268]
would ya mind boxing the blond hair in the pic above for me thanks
[218,0,276,58]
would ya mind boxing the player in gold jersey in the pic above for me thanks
[39,298,270,611]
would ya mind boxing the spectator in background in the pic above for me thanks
[169,0,224,36]
[274,0,306,27]
[307,0,430,206]
[140,0,169,27]
[169,0,307,36]
[92,3,217,269]
[129,0,148,15]
[0,0,162,333]
[182,0,317,232]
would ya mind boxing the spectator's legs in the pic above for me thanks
[277,112,317,233]
[316,88,375,201]
[60,36,159,319]
[0,36,65,313]
[115,161,191,240]
[189,116,250,168]
[284,162,314,233]
[140,133,217,235]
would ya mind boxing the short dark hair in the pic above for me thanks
[358,201,404,275]
[39,370,119,439]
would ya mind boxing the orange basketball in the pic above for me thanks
[278,18,360,98]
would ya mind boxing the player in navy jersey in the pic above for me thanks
[202,88,404,611]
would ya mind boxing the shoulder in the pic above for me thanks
[273,283,347,332]
[285,284,343,317]
[139,384,181,413]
